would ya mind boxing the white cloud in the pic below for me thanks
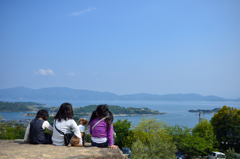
[71,7,96,16]
[34,69,55,76]
[68,72,77,76]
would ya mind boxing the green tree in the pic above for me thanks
[124,129,137,148]
[166,120,218,158]
[131,118,177,159]
[85,133,91,143]
[210,105,240,152]
[166,124,205,158]
[5,127,16,139]
[15,125,25,139]
[0,115,7,139]
[131,139,148,159]
[113,119,131,149]
[192,118,218,156]
[147,134,177,159]
[0,116,26,140]
[133,117,167,145]
[225,148,239,159]
[182,133,209,157]
[165,124,191,153]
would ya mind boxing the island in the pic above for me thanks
[188,108,220,113]
[74,105,165,117]
[0,101,166,117]
[24,113,37,116]
[0,101,44,112]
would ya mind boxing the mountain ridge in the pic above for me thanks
[0,87,239,101]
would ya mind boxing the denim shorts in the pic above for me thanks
[91,139,108,148]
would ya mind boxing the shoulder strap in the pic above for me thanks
[92,118,105,130]
[54,120,65,135]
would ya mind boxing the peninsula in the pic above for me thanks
[0,101,44,112]
[0,101,165,117]
[188,108,220,113]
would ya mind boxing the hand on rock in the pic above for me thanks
[109,145,118,149]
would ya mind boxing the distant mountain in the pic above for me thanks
[0,87,238,101]
[0,87,118,101]
[234,97,240,102]
[121,93,227,101]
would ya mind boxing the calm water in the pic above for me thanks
[0,100,239,128]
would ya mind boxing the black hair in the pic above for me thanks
[36,109,49,120]
[54,102,74,122]
[88,110,97,126]
[88,104,114,130]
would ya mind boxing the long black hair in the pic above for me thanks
[54,102,74,122]
[88,104,114,130]
[36,109,49,120]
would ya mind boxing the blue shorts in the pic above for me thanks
[91,139,108,148]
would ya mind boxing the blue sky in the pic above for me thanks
[0,0,239,99]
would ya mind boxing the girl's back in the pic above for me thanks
[89,105,116,148]
[90,118,113,138]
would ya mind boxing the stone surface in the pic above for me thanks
[0,140,127,159]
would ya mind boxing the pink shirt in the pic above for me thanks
[90,118,114,145]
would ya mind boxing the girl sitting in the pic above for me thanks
[24,109,53,144]
[88,104,117,149]
[52,102,82,146]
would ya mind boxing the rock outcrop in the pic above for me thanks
[0,140,127,159]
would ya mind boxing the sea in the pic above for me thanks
[0,100,239,128]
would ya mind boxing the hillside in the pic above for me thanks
[0,87,238,101]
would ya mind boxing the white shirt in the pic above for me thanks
[78,125,85,133]
[91,137,107,143]
[24,120,53,141]
[52,119,82,146]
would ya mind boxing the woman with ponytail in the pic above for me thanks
[88,104,117,149]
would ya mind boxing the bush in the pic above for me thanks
[85,133,91,143]
[225,148,239,159]
[131,118,177,159]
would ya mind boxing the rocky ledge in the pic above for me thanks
[0,140,127,159]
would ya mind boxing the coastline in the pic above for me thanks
[113,113,166,117]
[23,112,167,117]
[188,108,220,113]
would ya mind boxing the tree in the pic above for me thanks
[166,124,207,158]
[85,133,91,143]
[131,139,148,159]
[15,125,25,139]
[166,120,218,158]
[113,119,132,149]
[131,117,177,159]
[0,116,26,140]
[210,105,240,152]
[192,118,218,155]
[133,117,167,145]
[0,115,7,139]
[165,124,191,153]
[124,129,137,148]
[147,134,177,159]
[225,148,238,159]
[182,133,209,157]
